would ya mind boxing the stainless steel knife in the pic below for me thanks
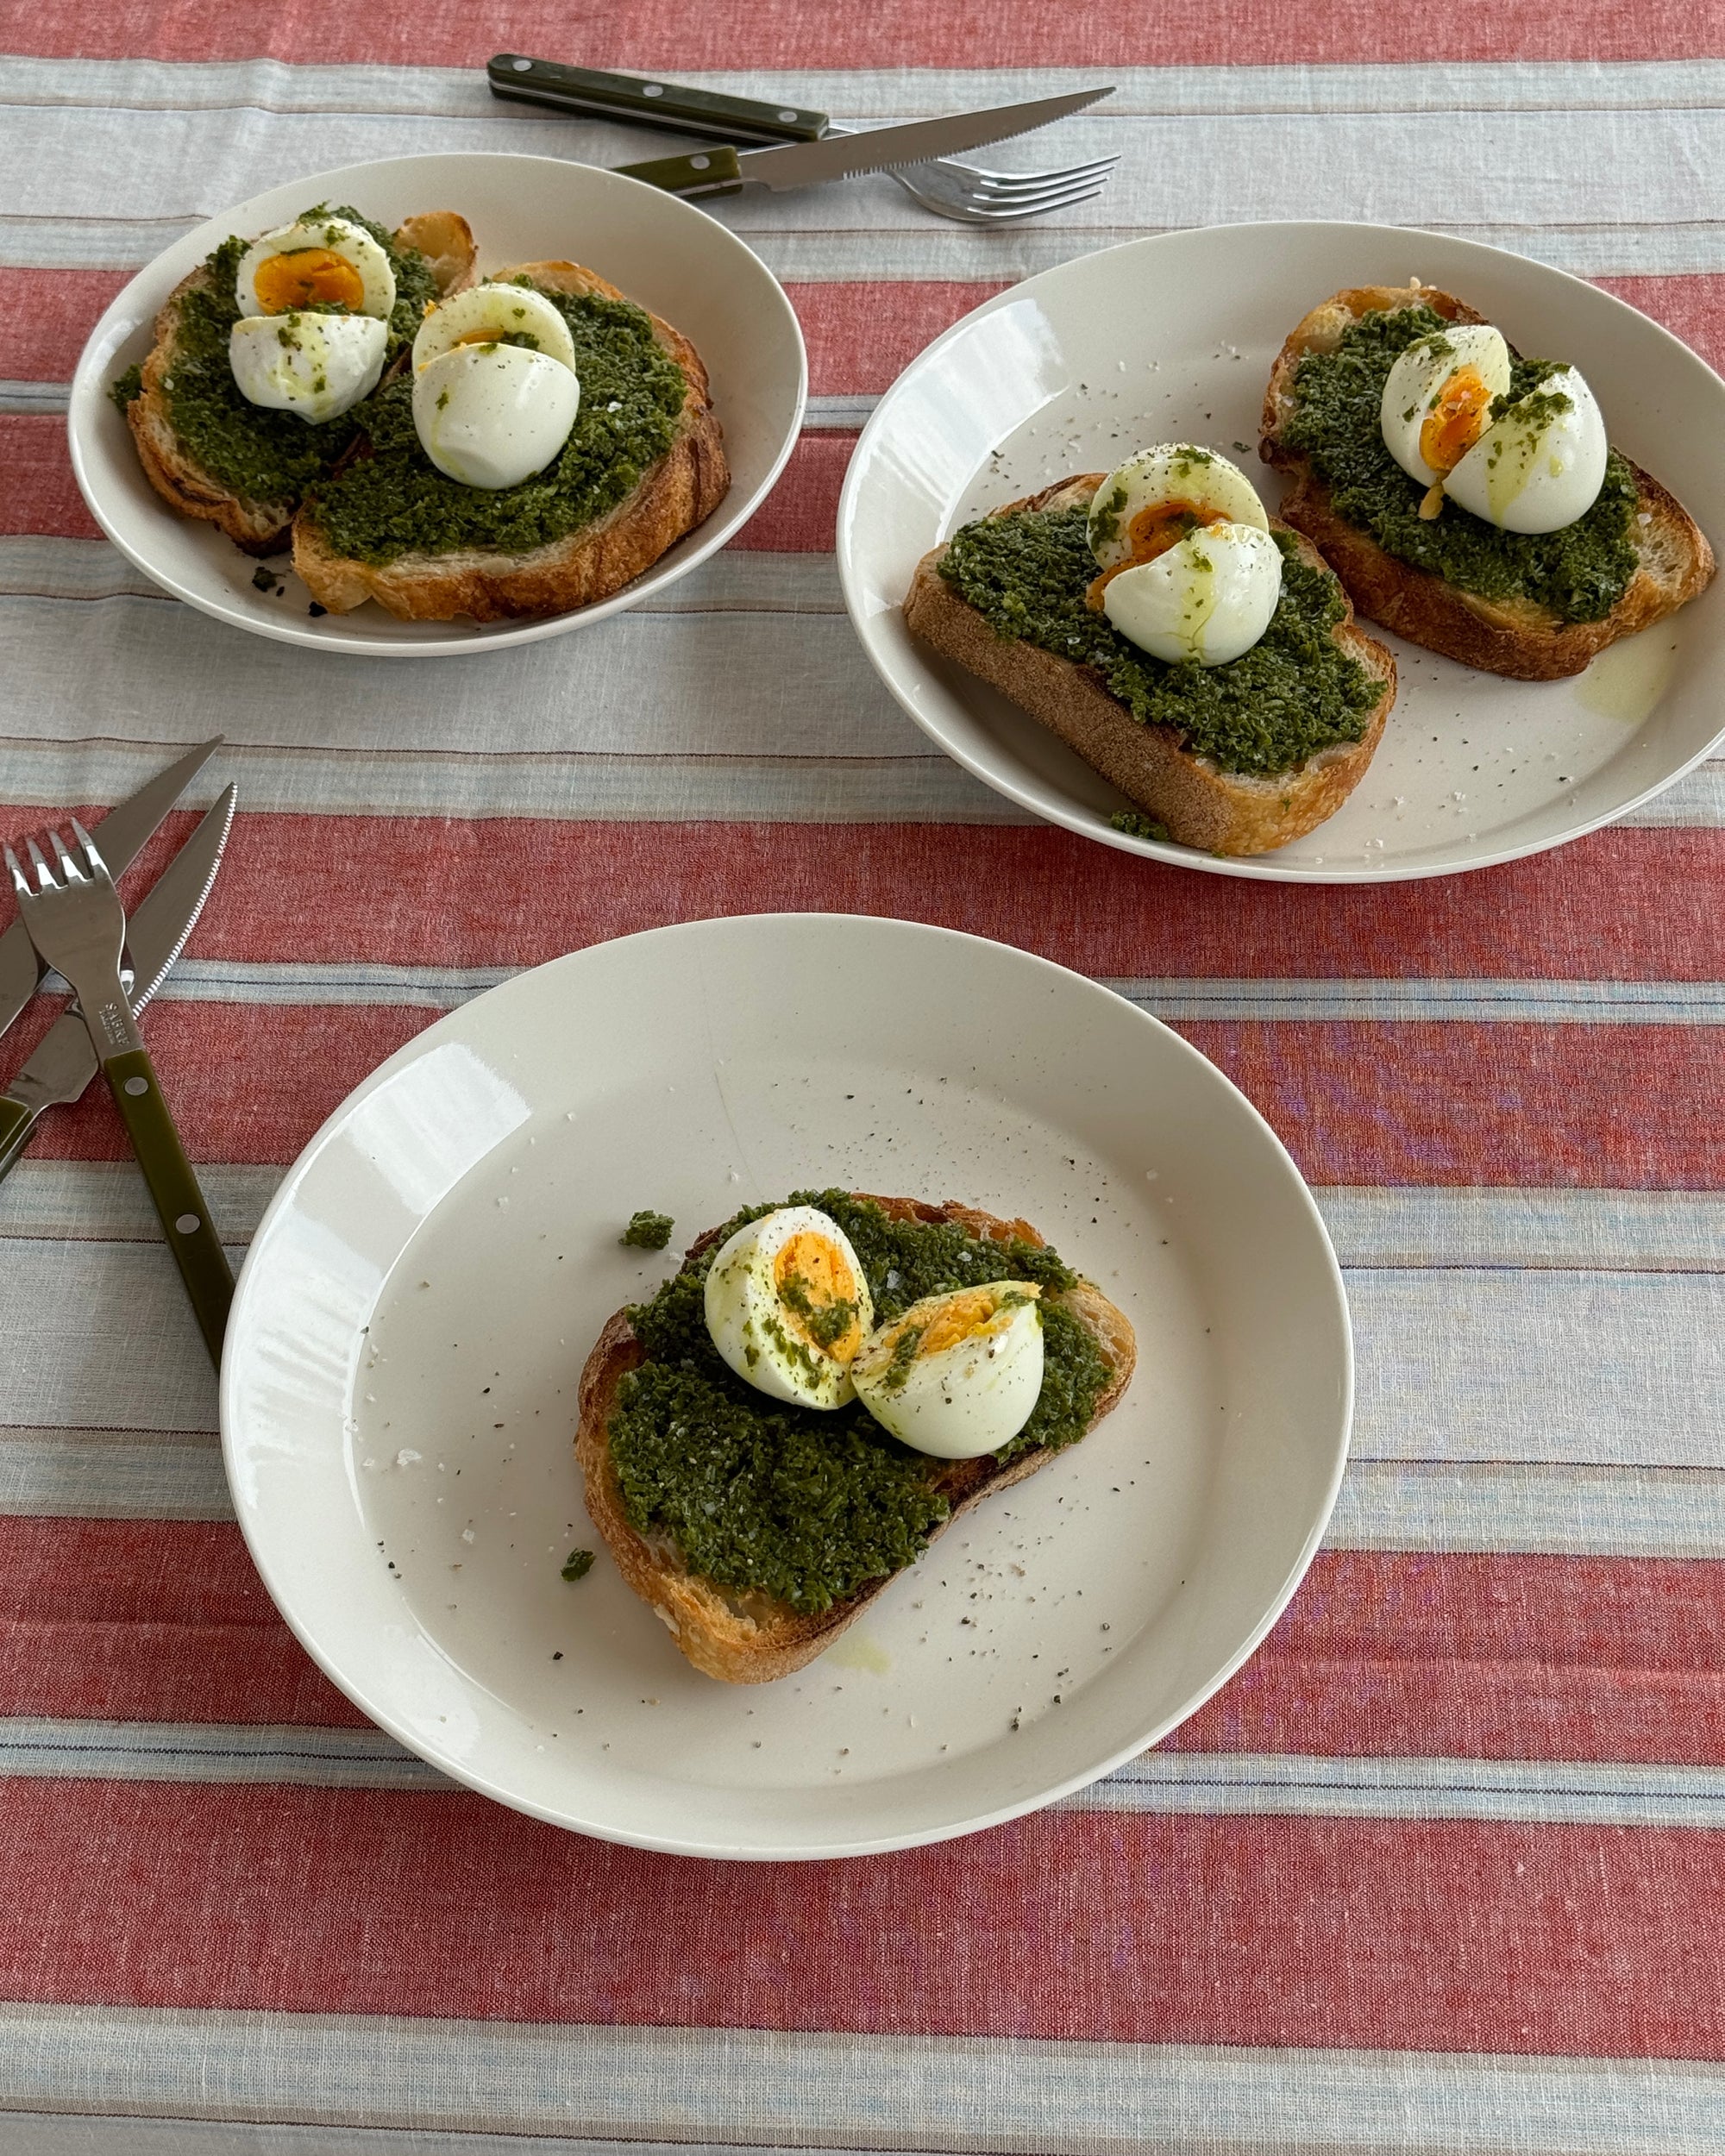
[0,737,223,1046]
[0,782,235,1185]
[599,88,1112,199]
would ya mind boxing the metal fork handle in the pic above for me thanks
[103,1044,233,1366]
[0,1097,32,1183]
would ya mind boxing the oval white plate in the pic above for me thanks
[837,221,1725,882]
[222,914,1351,1860]
[69,152,806,655]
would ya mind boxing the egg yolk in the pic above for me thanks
[774,1233,865,1360]
[1420,366,1495,474]
[1088,498,1227,612]
[253,249,367,314]
[898,1286,1013,1358]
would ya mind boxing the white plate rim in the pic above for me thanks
[68,150,807,658]
[837,217,1725,885]
[218,912,1353,1859]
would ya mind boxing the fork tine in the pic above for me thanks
[956,156,1120,196]
[25,837,53,890]
[70,817,110,881]
[963,179,1109,222]
[49,827,85,884]
[3,843,28,902]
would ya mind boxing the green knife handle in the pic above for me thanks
[487,55,826,143]
[612,145,744,198]
[0,1096,33,1185]
[104,1045,234,1368]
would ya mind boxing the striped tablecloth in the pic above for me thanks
[3,6,1724,2150]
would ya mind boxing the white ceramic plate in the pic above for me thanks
[69,152,806,655]
[837,221,1725,882]
[222,914,1350,1860]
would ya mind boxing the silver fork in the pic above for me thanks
[820,122,1119,222]
[5,818,233,1364]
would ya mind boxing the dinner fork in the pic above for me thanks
[4,819,233,1363]
[488,57,1119,222]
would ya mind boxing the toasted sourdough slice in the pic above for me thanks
[904,476,1396,856]
[1261,283,1716,680]
[128,211,477,555]
[292,260,731,621]
[577,1194,1138,1684]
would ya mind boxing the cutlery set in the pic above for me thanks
[487,56,1119,222]
[2,741,234,1363]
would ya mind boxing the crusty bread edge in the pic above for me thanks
[1259,281,1717,680]
[125,212,478,557]
[292,259,731,621]
[576,1195,1138,1685]
[903,476,1396,856]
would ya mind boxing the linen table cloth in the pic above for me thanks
[3,2,1724,2149]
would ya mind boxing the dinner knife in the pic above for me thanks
[0,782,235,1186]
[492,84,1110,200]
[0,737,223,1047]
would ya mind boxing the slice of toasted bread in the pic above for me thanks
[1260,283,1716,680]
[127,212,476,556]
[577,1194,1137,1684]
[292,260,730,621]
[903,477,1396,856]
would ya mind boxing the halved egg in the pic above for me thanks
[411,285,581,490]
[850,1282,1044,1459]
[703,1206,875,1411]
[1441,365,1608,535]
[411,284,578,374]
[1379,324,1512,491]
[235,216,396,322]
[228,310,387,423]
[1087,443,1269,573]
[1085,444,1283,667]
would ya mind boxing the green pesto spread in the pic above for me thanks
[298,279,688,565]
[1110,810,1171,842]
[561,1548,595,1582]
[110,363,144,412]
[620,1209,674,1250]
[939,510,1379,780]
[129,205,439,511]
[1279,303,1638,622]
[607,1190,1113,1615]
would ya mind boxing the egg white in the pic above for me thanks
[1101,521,1283,667]
[1378,324,1512,487]
[851,1282,1044,1459]
[1442,365,1609,534]
[235,216,396,321]
[228,310,387,423]
[703,1206,875,1411]
[411,345,581,490]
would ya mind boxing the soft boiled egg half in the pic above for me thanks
[1380,324,1608,533]
[411,284,581,490]
[850,1282,1044,1459]
[227,216,397,424]
[704,1206,875,1411]
[1086,445,1283,667]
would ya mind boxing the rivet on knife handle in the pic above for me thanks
[612,145,745,198]
[488,55,827,143]
[104,1047,234,1366]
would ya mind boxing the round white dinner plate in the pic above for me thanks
[68,153,806,655]
[837,221,1725,882]
[221,915,1351,1860]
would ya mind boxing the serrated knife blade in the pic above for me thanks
[730,89,1109,191]
[0,737,223,1045]
[0,783,235,1185]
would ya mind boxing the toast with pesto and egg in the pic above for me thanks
[904,457,1396,856]
[291,260,729,621]
[1260,283,1715,680]
[119,209,477,555]
[577,1191,1136,1684]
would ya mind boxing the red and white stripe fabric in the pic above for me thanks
[2,4,1725,2148]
